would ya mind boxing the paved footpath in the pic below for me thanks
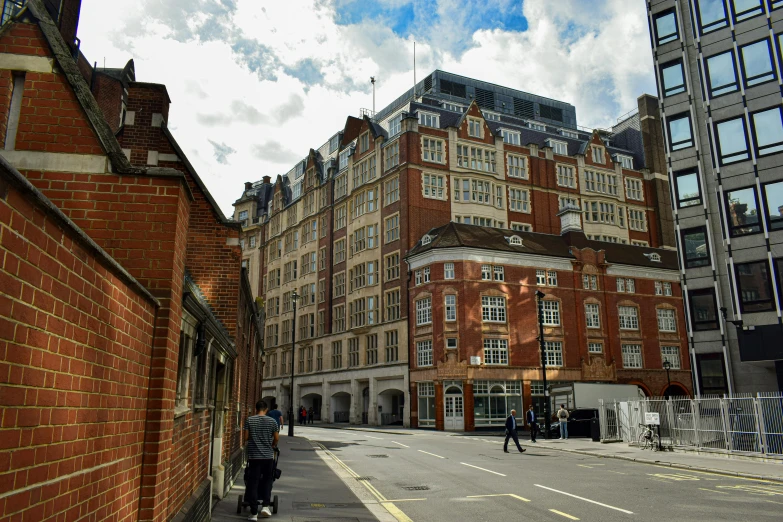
[211,433,400,522]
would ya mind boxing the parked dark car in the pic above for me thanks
[540,408,599,438]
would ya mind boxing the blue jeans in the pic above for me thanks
[560,420,568,439]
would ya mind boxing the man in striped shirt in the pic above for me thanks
[244,400,280,520]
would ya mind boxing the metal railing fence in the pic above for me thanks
[599,393,783,458]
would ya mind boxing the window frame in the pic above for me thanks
[762,179,783,231]
[734,260,775,313]
[618,305,640,330]
[705,49,740,98]
[714,115,751,165]
[694,0,729,34]
[585,302,601,329]
[667,112,695,151]
[681,226,711,268]
[731,0,765,23]
[750,106,783,157]
[739,38,776,89]
[688,287,720,331]
[653,8,679,46]
[660,59,687,97]
[657,308,678,332]
[674,169,703,208]
[621,344,643,369]
[724,185,763,237]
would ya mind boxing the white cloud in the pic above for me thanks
[76,0,655,216]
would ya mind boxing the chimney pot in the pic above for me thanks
[244,182,252,191]
[262,176,271,184]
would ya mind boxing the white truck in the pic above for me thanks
[549,383,643,411]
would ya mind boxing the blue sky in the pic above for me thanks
[78,0,656,216]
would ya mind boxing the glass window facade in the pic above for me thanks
[740,39,775,87]
[735,261,774,312]
[696,0,728,34]
[751,107,783,156]
[675,170,702,208]
[725,186,761,236]
[715,117,749,164]
[473,381,522,427]
[668,113,694,150]
[661,60,687,96]
[764,181,783,231]
[706,51,739,97]
[654,9,679,45]
[689,288,719,331]
[681,227,711,268]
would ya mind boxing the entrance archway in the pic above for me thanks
[663,384,689,398]
[378,388,405,425]
[301,393,322,422]
[330,392,351,423]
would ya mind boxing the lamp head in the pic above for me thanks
[535,290,546,299]
[663,360,671,371]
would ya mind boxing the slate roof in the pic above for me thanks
[409,100,644,170]
[407,222,679,271]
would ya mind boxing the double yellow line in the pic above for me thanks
[314,442,414,522]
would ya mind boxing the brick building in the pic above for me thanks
[406,212,690,431]
[0,2,262,521]
[235,70,683,429]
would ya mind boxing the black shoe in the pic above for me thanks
[518,448,526,453]
[503,449,509,453]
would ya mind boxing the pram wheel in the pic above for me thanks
[273,495,279,514]
[236,494,243,514]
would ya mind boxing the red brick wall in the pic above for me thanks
[91,74,123,134]
[0,176,156,522]
[0,70,13,150]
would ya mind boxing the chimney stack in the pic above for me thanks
[244,182,252,191]
[558,204,583,235]
[262,176,271,184]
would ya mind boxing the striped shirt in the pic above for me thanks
[244,415,278,460]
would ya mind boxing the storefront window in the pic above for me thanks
[473,381,522,426]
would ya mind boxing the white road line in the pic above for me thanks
[391,441,410,448]
[534,484,633,514]
[461,462,507,477]
[365,435,384,440]
[418,450,446,459]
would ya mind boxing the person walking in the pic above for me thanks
[308,406,314,425]
[557,404,570,440]
[503,409,526,454]
[244,400,280,520]
[266,402,283,431]
[526,404,538,442]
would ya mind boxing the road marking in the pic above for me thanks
[577,464,593,468]
[385,498,427,502]
[418,450,446,459]
[648,473,699,481]
[467,493,530,502]
[461,462,507,477]
[534,485,634,514]
[698,488,729,495]
[764,499,783,505]
[716,484,783,496]
[391,441,410,448]
[606,470,626,475]
[550,509,580,520]
[365,435,384,440]
[312,441,413,522]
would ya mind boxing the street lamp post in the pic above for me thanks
[536,290,551,439]
[663,360,672,398]
[287,291,300,437]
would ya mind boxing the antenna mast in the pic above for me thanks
[370,77,376,114]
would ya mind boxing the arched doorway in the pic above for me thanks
[378,388,405,425]
[330,392,350,423]
[444,381,464,431]
[663,384,689,398]
[301,393,322,422]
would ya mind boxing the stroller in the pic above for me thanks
[236,447,281,515]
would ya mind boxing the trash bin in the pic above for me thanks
[590,417,600,442]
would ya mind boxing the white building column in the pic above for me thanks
[322,381,331,424]
[368,377,379,425]
[350,379,360,425]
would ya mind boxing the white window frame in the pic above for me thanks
[619,306,639,330]
[507,154,528,179]
[549,139,568,155]
[445,295,457,322]
[444,262,455,280]
[657,308,677,332]
[422,173,446,199]
[502,129,521,145]
[416,297,432,325]
[417,340,433,367]
[483,339,509,365]
[481,295,507,323]
[622,344,643,369]
[661,346,681,369]
[419,111,440,128]
[542,300,560,326]
[585,303,600,328]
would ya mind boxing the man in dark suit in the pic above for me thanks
[503,409,526,453]
[526,404,538,442]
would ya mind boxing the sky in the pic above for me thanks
[77,0,657,217]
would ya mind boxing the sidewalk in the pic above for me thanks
[514,435,783,483]
[211,434,378,522]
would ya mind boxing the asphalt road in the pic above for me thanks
[295,426,783,522]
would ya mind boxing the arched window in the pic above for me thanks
[506,235,523,245]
